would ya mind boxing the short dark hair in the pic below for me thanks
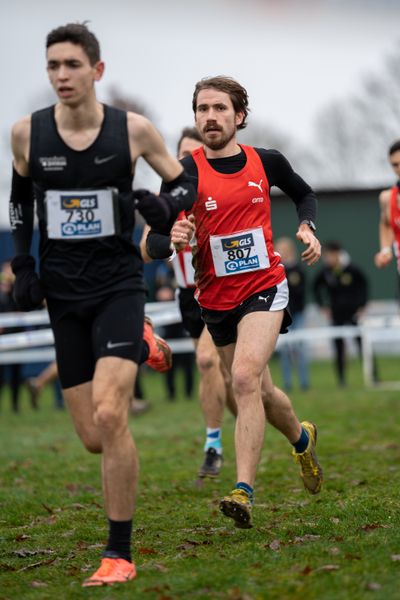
[46,22,100,65]
[389,140,400,156]
[192,76,249,130]
[177,127,202,154]
[323,240,342,252]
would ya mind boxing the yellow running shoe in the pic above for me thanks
[292,421,323,495]
[82,557,136,587]
[220,488,253,529]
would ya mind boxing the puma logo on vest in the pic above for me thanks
[248,179,263,193]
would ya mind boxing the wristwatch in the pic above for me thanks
[300,219,316,232]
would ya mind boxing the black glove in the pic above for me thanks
[134,190,182,232]
[11,254,45,311]
[134,173,196,233]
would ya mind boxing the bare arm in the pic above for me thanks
[139,224,152,263]
[11,115,31,176]
[375,190,394,268]
[127,113,182,182]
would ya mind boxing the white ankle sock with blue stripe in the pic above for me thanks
[204,428,222,454]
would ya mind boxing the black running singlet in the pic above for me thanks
[29,104,144,300]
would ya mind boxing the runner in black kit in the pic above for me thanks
[147,76,323,529]
[9,23,195,587]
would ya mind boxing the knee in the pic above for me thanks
[196,348,218,374]
[231,365,259,398]
[92,389,128,435]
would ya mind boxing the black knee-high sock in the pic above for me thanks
[103,519,133,562]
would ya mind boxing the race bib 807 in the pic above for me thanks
[210,226,270,277]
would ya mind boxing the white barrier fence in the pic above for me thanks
[0,304,399,389]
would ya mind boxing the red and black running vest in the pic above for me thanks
[390,185,400,273]
[190,145,285,310]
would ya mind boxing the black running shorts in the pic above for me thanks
[177,287,205,340]
[47,292,146,389]
[201,280,292,347]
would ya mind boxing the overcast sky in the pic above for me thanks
[1,0,399,225]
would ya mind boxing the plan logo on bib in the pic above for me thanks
[221,233,260,273]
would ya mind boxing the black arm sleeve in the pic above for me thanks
[146,230,173,260]
[9,166,34,255]
[256,149,317,224]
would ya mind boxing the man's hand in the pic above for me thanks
[374,248,392,269]
[11,254,44,311]
[170,216,195,252]
[296,224,321,266]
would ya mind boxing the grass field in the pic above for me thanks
[1,357,400,600]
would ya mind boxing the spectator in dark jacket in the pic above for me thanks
[313,241,373,386]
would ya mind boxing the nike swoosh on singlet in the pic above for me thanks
[106,341,134,349]
[94,154,117,165]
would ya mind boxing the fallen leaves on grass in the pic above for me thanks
[176,539,213,551]
[366,582,382,591]
[293,534,321,544]
[138,547,158,555]
[227,587,254,600]
[30,581,48,588]
[13,549,55,558]
[361,523,390,532]
[268,539,281,551]
[300,564,339,576]
[18,557,57,571]
[143,584,170,593]
[315,564,340,572]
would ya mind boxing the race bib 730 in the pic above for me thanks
[45,188,118,240]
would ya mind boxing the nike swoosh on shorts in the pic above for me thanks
[106,341,134,349]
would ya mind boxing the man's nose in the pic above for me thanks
[57,65,69,80]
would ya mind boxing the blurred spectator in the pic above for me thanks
[0,260,29,412]
[26,361,60,409]
[155,285,194,401]
[275,237,310,391]
[313,241,376,386]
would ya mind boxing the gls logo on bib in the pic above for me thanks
[221,233,254,251]
[61,195,98,210]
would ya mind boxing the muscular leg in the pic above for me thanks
[218,311,284,487]
[195,327,226,429]
[63,381,102,454]
[261,366,302,443]
[92,356,138,520]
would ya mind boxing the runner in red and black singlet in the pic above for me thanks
[390,184,400,272]
[169,76,324,529]
[375,140,400,289]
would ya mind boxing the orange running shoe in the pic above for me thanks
[82,557,136,587]
[143,316,172,373]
